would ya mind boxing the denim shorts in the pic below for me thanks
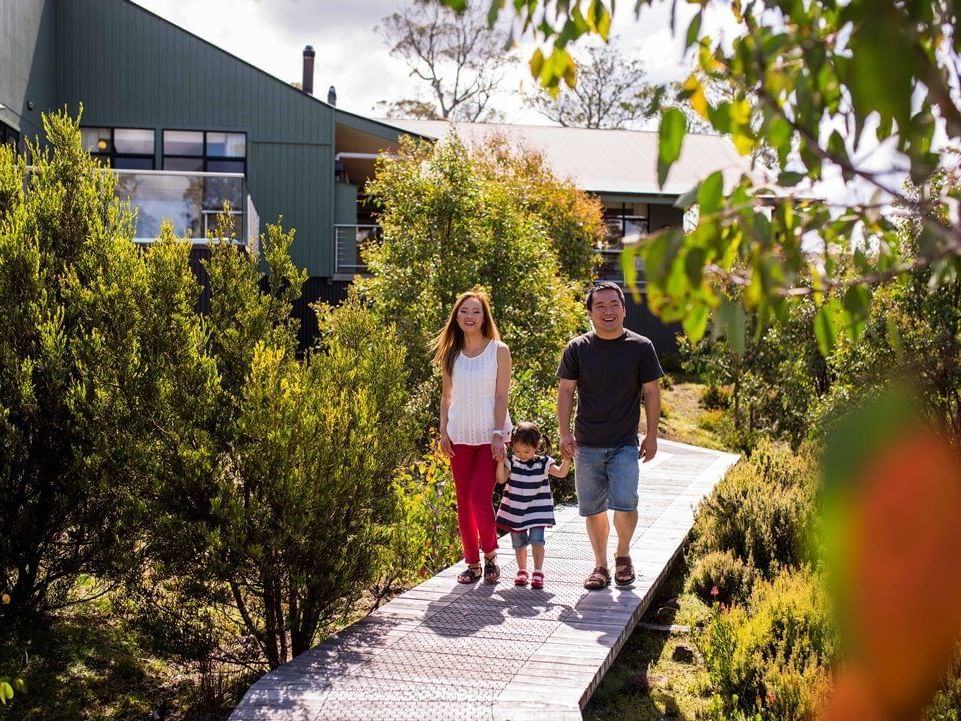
[510,526,546,549]
[574,444,640,516]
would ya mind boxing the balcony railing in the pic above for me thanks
[596,248,646,287]
[334,224,381,277]
[113,169,258,249]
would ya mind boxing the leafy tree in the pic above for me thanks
[362,137,584,450]
[360,135,587,415]
[443,0,961,355]
[472,134,606,284]
[376,1,515,121]
[146,219,416,669]
[525,41,653,129]
[0,112,213,619]
[373,98,442,121]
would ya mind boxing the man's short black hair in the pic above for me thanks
[586,281,625,311]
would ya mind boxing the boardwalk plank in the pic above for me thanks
[230,440,738,721]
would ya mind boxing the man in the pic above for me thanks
[557,281,663,590]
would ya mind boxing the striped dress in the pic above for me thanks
[495,454,556,532]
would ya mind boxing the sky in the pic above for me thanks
[131,0,727,126]
[128,0,893,207]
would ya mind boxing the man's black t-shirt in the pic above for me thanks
[557,330,664,448]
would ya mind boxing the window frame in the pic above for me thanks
[0,120,21,151]
[603,201,650,246]
[80,126,156,169]
[162,129,246,174]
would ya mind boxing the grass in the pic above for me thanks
[658,374,730,451]
[1,608,188,721]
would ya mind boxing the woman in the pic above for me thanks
[433,290,512,584]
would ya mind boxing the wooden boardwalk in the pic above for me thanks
[230,439,739,721]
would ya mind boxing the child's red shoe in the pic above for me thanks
[531,571,544,589]
[514,570,529,586]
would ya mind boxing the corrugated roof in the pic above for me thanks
[380,118,766,197]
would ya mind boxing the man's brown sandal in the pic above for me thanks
[615,555,635,586]
[584,566,610,590]
[457,564,482,584]
[483,555,500,584]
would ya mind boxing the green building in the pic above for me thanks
[0,0,415,343]
[1,0,758,351]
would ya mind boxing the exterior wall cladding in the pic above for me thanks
[1,0,685,352]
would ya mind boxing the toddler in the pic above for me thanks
[495,422,570,589]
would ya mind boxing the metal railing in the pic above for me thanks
[113,169,256,246]
[595,247,646,287]
[334,224,381,276]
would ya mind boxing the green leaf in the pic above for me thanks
[684,247,706,287]
[814,298,845,356]
[528,48,544,80]
[486,0,501,26]
[685,11,702,50]
[621,244,640,299]
[777,171,805,187]
[846,11,914,137]
[674,183,700,211]
[716,300,746,356]
[657,108,687,188]
[697,171,724,216]
[682,303,710,343]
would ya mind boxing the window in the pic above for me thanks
[604,201,649,246]
[1,121,20,150]
[80,127,155,169]
[162,130,246,174]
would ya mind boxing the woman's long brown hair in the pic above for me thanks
[431,290,501,377]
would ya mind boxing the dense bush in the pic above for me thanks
[0,112,214,619]
[679,297,828,449]
[691,440,819,578]
[698,568,837,721]
[925,645,961,721]
[361,135,588,421]
[471,134,606,285]
[379,447,461,596]
[688,550,754,606]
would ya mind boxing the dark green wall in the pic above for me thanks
[4,0,338,277]
[0,0,56,139]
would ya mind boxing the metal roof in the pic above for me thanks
[380,118,767,197]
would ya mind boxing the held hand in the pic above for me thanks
[439,432,455,458]
[560,431,577,460]
[491,435,506,462]
[639,434,657,463]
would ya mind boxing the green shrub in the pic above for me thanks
[688,550,754,606]
[702,383,731,410]
[697,568,837,721]
[692,440,818,577]
[361,135,585,396]
[925,644,961,721]
[379,447,461,595]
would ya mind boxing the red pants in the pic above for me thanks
[449,444,498,564]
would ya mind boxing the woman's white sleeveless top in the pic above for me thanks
[447,340,512,446]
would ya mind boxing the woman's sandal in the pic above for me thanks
[614,555,635,586]
[514,569,529,586]
[583,566,610,590]
[531,571,545,590]
[483,555,500,584]
[457,564,482,584]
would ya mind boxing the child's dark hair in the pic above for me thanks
[511,422,547,452]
